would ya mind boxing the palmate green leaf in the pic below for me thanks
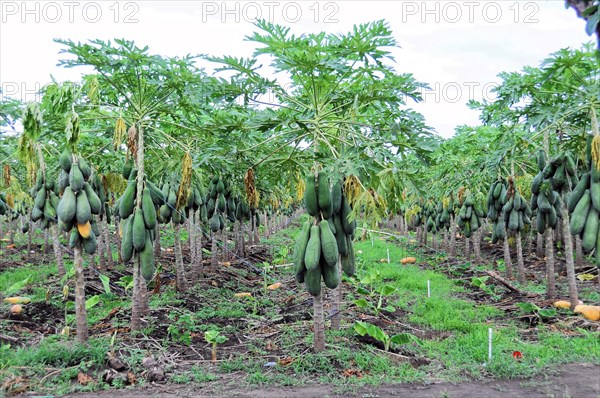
[517,302,539,314]
[354,298,370,309]
[85,295,100,310]
[390,333,421,346]
[379,285,397,296]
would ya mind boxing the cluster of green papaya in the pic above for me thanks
[294,171,356,297]
[184,181,206,218]
[531,150,566,233]
[207,175,230,233]
[117,162,164,281]
[568,156,600,260]
[456,194,484,238]
[424,199,454,233]
[0,193,7,215]
[157,180,185,225]
[56,151,101,255]
[12,201,28,226]
[501,183,532,234]
[29,169,60,230]
[487,179,507,243]
[422,201,437,233]
[90,173,111,224]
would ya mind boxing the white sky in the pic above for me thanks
[0,0,593,138]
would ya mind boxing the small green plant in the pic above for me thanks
[273,246,289,264]
[471,276,500,299]
[99,274,111,295]
[167,312,198,345]
[517,302,557,323]
[205,330,228,363]
[115,275,134,293]
[354,321,420,352]
[353,270,397,316]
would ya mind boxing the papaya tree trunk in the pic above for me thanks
[536,232,544,257]
[515,231,526,284]
[44,229,50,252]
[560,201,578,309]
[102,217,114,269]
[575,235,583,269]
[73,243,88,343]
[330,256,342,330]
[51,224,65,278]
[503,235,513,279]
[188,209,195,261]
[131,123,145,332]
[9,219,14,245]
[450,216,457,257]
[97,223,106,272]
[27,221,32,253]
[473,230,481,264]
[544,227,556,298]
[211,232,218,268]
[131,256,143,331]
[464,236,470,259]
[196,211,203,278]
[173,223,187,292]
[313,293,325,352]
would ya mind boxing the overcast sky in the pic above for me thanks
[0,0,593,138]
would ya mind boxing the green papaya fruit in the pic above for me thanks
[304,262,321,296]
[304,175,318,216]
[60,150,72,172]
[342,235,355,277]
[122,160,133,179]
[82,230,97,255]
[537,149,547,171]
[34,187,46,209]
[304,225,321,271]
[319,220,339,267]
[57,186,77,224]
[121,217,134,262]
[582,207,599,252]
[141,188,157,230]
[76,190,92,224]
[217,194,226,212]
[210,212,220,232]
[293,220,312,283]
[119,181,136,219]
[69,163,85,193]
[69,228,80,248]
[331,181,343,215]
[321,257,340,289]
[146,180,165,206]
[140,231,155,282]
[317,171,332,217]
[132,209,146,251]
[591,180,600,213]
[83,183,101,215]
[79,158,92,180]
[341,196,356,235]
[570,190,591,236]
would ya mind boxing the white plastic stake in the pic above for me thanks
[371,236,374,247]
[427,280,431,297]
[488,328,493,361]
[387,248,390,263]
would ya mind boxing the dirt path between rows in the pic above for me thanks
[54,363,600,398]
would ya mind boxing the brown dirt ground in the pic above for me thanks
[49,362,599,398]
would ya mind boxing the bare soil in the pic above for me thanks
[53,362,599,398]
